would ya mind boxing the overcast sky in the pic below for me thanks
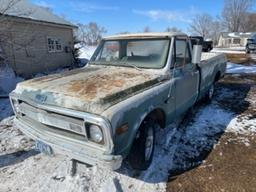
[30,0,256,35]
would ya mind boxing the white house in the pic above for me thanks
[218,32,252,47]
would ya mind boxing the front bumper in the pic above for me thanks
[14,117,122,170]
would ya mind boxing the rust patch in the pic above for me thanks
[67,72,141,100]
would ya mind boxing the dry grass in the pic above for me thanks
[225,53,256,65]
[225,53,249,64]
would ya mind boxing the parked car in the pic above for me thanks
[246,34,256,53]
[191,36,213,52]
[10,32,226,170]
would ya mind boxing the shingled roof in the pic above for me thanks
[0,0,76,28]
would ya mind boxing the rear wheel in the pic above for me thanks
[205,83,215,103]
[128,118,156,170]
[246,47,250,54]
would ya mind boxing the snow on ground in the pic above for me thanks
[226,62,256,74]
[0,65,23,96]
[78,45,97,60]
[0,99,13,120]
[0,86,255,192]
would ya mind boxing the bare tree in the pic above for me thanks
[117,31,130,35]
[189,14,213,38]
[0,0,22,64]
[165,27,182,33]
[77,22,107,46]
[222,0,254,32]
[143,26,151,33]
[210,20,223,45]
[240,13,256,32]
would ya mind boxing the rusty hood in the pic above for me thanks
[15,65,165,114]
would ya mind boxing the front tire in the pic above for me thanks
[128,118,156,170]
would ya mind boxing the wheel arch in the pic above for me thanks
[214,71,221,82]
[143,108,166,129]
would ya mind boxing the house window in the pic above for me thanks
[47,37,63,52]
[233,38,241,44]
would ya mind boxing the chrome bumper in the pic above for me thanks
[14,117,122,170]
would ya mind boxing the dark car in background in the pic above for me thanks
[246,34,256,53]
[191,36,213,52]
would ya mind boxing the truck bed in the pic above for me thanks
[201,52,225,62]
[198,52,227,99]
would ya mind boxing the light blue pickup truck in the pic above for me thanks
[10,32,226,170]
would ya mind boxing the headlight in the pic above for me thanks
[89,125,103,143]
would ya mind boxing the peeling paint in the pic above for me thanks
[15,66,163,114]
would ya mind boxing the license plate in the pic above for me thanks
[35,140,54,156]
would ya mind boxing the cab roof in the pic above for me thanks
[103,32,187,40]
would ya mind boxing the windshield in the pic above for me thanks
[90,39,170,69]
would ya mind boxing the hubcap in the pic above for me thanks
[209,84,214,99]
[145,126,154,161]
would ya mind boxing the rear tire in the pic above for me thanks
[205,83,215,103]
[128,118,156,170]
[246,47,250,54]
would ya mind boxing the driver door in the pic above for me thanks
[172,38,199,117]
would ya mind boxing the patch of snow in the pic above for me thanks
[0,99,13,121]
[33,67,70,78]
[227,115,256,135]
[226,62,256,74]
[77,45,97,60]
[0,65,23,96]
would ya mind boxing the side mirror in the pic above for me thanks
[192,45,202,64]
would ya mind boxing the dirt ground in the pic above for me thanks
[167,73,256,192]
[225,53,256,64]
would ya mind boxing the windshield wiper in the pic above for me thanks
[88,61,142,71]
[122,62,142,71]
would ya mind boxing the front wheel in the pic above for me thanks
[128,118,156,170]
[205,83,215,103]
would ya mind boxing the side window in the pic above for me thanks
[172,39,191,68]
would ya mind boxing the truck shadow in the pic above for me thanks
[118,76,251,184]
[0,149,39,168]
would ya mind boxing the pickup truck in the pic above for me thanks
[10,32,226,170]
[246,33,256,53]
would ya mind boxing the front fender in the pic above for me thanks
[102,80,171,157]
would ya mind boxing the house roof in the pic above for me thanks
[0,0,76,28]
[104,32,187,40]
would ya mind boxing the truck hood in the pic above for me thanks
[14,65,165,114]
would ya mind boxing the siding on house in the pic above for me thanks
[218,32,252,48]
[0,17,75,77]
